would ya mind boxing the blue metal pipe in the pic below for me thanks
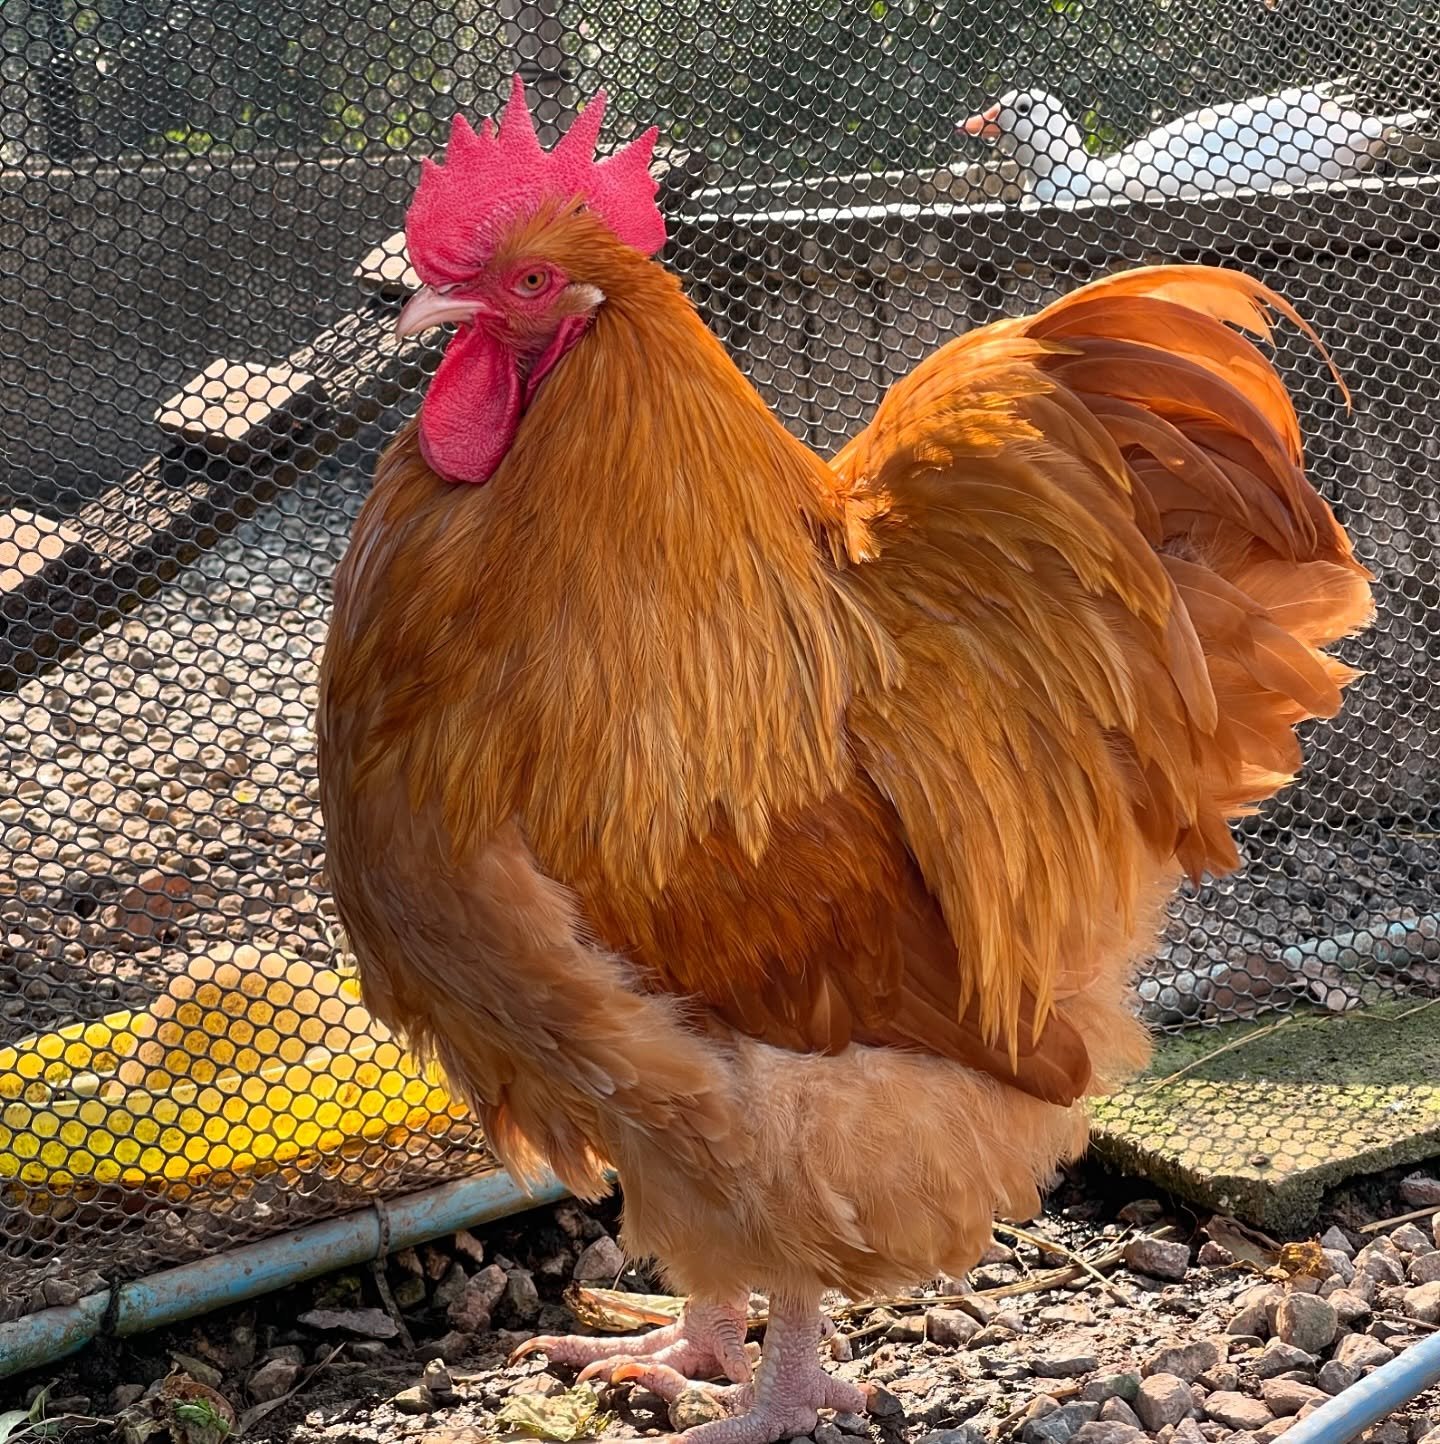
[0,1169,568,1380]
[1279,1329,1440,1444]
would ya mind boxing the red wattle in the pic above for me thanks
[418,326,523,485]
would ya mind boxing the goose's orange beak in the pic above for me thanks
[960,103,1003,141]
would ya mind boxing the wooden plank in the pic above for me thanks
[155,358,325,455]
[0,511,83,594]
[671,171,1440,285]
[0,299,437,693]
[356,229,416,299]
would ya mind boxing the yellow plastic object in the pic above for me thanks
[0,944,469,1192]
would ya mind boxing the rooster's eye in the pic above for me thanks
[514,269,550,296]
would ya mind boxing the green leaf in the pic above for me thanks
[0,1411,31,1444]
[496,1386,612,1442]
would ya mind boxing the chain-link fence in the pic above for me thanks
[1,0,1439,1326]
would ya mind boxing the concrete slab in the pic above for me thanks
[1090,999,1440,1232]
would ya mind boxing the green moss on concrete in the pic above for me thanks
[1091,999,1440,1231]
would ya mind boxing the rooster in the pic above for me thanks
[317,77,1372,1444]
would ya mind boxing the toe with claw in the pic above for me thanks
[510,1294,753,1387]
[608,1294,870,1444]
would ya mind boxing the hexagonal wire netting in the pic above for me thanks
[0,0,1438,1318]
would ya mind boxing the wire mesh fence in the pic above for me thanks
[1,0,1439,1324]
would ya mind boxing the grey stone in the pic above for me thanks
[1261,1380,1329,1416]
[449,1263,507,1332]
[1136,1375,1196,1431]
[866,1386,904,1420]
[1205,1394,1275,1432]
[1173,1420,1208,1444]
[1082,1374,1142,1403]
[1253,1341,1318,1379]
[1124,1238,1191,1282]
[1144,1340,1222,1383]
[972,1323,1020,1348]
[1354,1247,1407,1289]
[247,1358,301,1404]
[1408,1253,1440,1285]
[915,1430,985,1444]
[1323,1250,1356,1284]
[297,1307,399,1340]
[1361,1423,1411,1444]
[1033,1353,1100,1378]
[430,1264,469,1313]
[1329,1289,1374,1325]
[1317,1359,1362,1395]
[927,1308,982,1348]
[1024,1404,1100,1444]
[391,1386,434,1415]
[833,1414,869,1435]
[1229,1286,1283,1338]
[499,1268,542,1327]
[573,1235,626,1283]
[415,1331,469,1365]
[1274,1295,1338,1355]
[1257,1420,1298,1444]
[452,1228,485,1265]
[1320,1227,1356,1258]
[1099,1398,1144,1429]
[1071,1425,1147,1444]
[1198,1365,1241,1393]
[1023,1416,1076,1444]
[670,1388,730,1432]
[1405,1281,1440,1322]
[1389,1224,1433,1255]
[1333,1334,1396,1370]
[1400,1175,1440,1208]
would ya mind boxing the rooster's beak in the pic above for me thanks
[960,104,1004,141]
[395,286,491,339]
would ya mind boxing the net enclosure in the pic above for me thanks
[1,0,1440,1325]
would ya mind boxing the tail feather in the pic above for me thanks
[1023,264,1374,864]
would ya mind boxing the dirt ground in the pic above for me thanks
[4,1154,1439,1444]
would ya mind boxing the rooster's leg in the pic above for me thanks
[610,1293,869,1444]
[510,1294,753,1384]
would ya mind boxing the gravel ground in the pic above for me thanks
[3,1157,1439,1444]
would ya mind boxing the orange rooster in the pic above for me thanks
[317,77,1372,1443]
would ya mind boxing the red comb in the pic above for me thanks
[406,74,666,284]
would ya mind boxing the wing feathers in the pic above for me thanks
[835,264,1372,1074]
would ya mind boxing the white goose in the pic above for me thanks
[960,84,1433,205]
